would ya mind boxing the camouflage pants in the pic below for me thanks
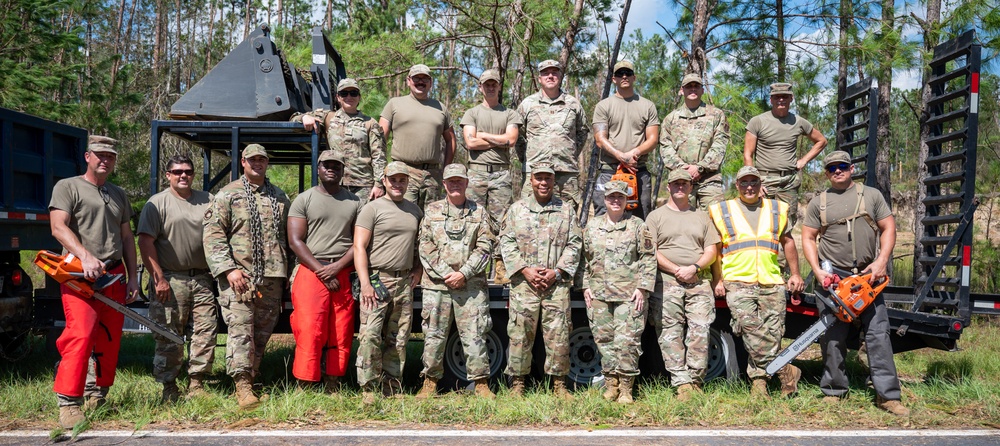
[404,164,443,209]
[649,277,715,386]
[150,271,217,383]
[356,272,413,387]
[347,185,374,206]
[724,281,786,379]
[520,171,581,214]
[587,298,646,376]
[466,166,512,232]
[420,287,492,381]
[217,276,283,378]
[760,171,801,230]
[505,276,570,376]
[690,180,725,211]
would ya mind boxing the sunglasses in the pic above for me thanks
[826,163,851,173]
[338,90,360,97]
[614,70,634,77]
[99,186,111,205]
[168,169,194,176]
[738,179,760,187]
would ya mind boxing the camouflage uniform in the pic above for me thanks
[724,281,786,379]
[356,272,413,386]
[499,194,582,376]
[659,102,729,210]
[149,272,217,382]
[648,276,715,386]
[467,167,512,232]
[418,198,495,380]
[203,176,290,378]
[760,173,801,229]
[293,108,387,205]
[582,214,656,376]
[517,91,588,209]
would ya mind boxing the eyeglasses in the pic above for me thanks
[738,179,761,187]
[168,169,194,176]
[338,90,360,98]
[826,163,851,173]
[539,71,561,78]
[614,70,634,77]
[99,186,111,205]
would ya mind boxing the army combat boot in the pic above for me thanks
[751,378,770,399]
[415,376,438,399]
[161,381,181,404]
[602,374,619,401]
[187,374,208,398]
[58,404,86,429]
[509,375,526,397]
[361,381,379,405]
[323,375,340,394]
[474,378,495,399]
[552,376,573,400]
[234,373,260,410]
[616,375,634,404]
[877,397,911,417]
[676,383,695,402]
[778,364,801,398]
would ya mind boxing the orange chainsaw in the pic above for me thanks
[34,250,184,344]
[765,260,889,376]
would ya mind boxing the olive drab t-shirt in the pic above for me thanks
[803,184,892,269]
[645,205,720,274]
[137,189,213,271]
[356,196,423,272]
[732,199,792,237]
[380,94,452,165]
[460,103,523,166]
[49,176,132,262]
[746,112,813,172]
[288,187,362,260]
[592,94,659,168]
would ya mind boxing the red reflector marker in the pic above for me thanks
[953,321,963,331]
[11,270,22,286]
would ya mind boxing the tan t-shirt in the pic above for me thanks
[49,176,132,262]
[592,94,659,168]
[289,187,362,260]
[646,205,720,269]
[356,196,423,271]
[746,111,813,172]
[381,94,452,165]
[803,184,891,269]
[731,199,792,237]
[460,103,523,166]
[137,189,212,271]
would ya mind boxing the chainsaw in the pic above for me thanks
[34,250,185,344]
[765,260,889,376]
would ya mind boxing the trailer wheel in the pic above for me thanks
[705,327,742,382]
[567,326,602,386]
[440,317,508,390]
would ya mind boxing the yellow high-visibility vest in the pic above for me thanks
[709,198,787,285]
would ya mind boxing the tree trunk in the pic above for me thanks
[153,0,164,72]
[173,0,182,94]
[835,0,851,150]
[206,0,217,70]
[776,0,786,81]
[875,0,892,206]
[558,0,585,72]
[688,0,711,76]
[913,0,941,284]
[601,0,633,98]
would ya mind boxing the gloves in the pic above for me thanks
[369,272,390,300]
[822,274,842,289]
[235,283,259,303]
[350,271,361,300]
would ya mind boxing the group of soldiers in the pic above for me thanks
[48,59,909,429]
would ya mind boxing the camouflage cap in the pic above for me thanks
[318,150,344,164]
[442,163,468,179]
[337,78,360,92]
[736,165,761,180]
[613,60,634,73]
[603,180,629,196]
[531,162,555,175]
[667,168,693,183]
[538,59,561,71]
[408,64,431,77]
[242,144,269,159]
[770,82,793,96]
[823,150,852,167]
[384,161,409,177]
[88,135,118,154]
[681,73,703,86]
[479,69,501,84]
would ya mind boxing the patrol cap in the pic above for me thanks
[479,69,501,84]
[408,64,431,77]
[531,162,555,175]
[736,165,761,180]
[770,82,793,96]
[667,168,693,183]
[443,163,468,179]
[88,135,118,154]
[603,180,629,197]
[318,150,344,164]
[823,150,852,167]
[242,144,269,159]
[613,60,634,73]
[384,161,409,177]
[681,73,702,86]
[337,78,360,92]
[538,59,561,71]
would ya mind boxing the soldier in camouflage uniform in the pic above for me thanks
[516,60,589,211]
[203,144,290,410]
[582,180,656,404]
[293,78,387,205]
[416,164,496,399]
[138,155,216,404]
[659,74,729,210]
[645,169,720,401]
[499,162,583,398]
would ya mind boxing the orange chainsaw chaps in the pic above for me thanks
[610,164,639,211]
[33,250,96,298]
[832,274,889,324]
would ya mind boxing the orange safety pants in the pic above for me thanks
[290,265,356,381]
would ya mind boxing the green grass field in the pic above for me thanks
[3,317,1000,433]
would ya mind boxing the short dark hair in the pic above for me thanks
[166,154,194,172]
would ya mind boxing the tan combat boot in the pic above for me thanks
[552,376,573,400]
[877,397,911,417]
[187,374,208,398]
[323,375,340,394]
[493,259,509,285]
[474,378,495,399]
[676,383,695,402]
[778,364,801,398]
[602,374,619,401]
[58,405,86,429]
[415,376,438,399]
[616,375,635,404]
[361,381,379,405]
[509,375,526,397]
[751,378,770,399]
[161,381,181,404]
[234,373,260,410]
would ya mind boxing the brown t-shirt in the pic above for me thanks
[381,94,452,165]
[49,176,132,262]
[592,94,659,168]
[137,189,212,271]
[356,196,423,271]
[803,184,891,269]
[460,103,523,166]
[289,187,362,260]
[732,199,792,237]
[746,111,813,172]
[646,205,720,268]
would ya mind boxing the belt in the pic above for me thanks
[166,268,211,276]
[758,169,797,177]
[469,164,509,173]
[600,166,648,174]
[404,162,440,170]
[375,269,408,278]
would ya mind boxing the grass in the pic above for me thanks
[3,320,1000,433]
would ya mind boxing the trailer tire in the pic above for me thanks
[439,313,508,391]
